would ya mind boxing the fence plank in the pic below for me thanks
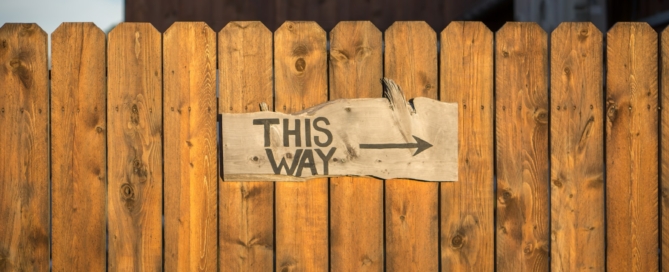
[550,22,605,271]
[384,21,439,271]
[107,22,163,271]
[274,21,329,271]
[164,22,218,272]
[662,26,669,272]
[219,21,275,271]
[606,22,659,272]
[51,22,106,271]
[495,22,550,271]
[0,23,49,272]
[439,21,494,271]
[329,21,384,271]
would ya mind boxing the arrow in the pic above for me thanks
[359,135,433,156]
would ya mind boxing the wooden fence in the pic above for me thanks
[0,20,665,271]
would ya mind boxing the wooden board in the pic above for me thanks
[51,22,106,271]
[383,21,439,271]
[550,22,605,271]
[439,21,494,271]
[328,21,384,271]
[0,23,49,272]
[163,22,218,272]
[495,22,550,271]
[274,21,329,271]
[221,86,458,182]
[218,21,275,271]
[662,26,669,272]
[107,22,163,271]
[606,22,659,272]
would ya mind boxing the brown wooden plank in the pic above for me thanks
[274,21,329,271]
[383,21,439,271]
[606,22,659,272]
[0,23,49,272]
[495,22,549,271]
[218,21,275,271]
[163,22,218,272]
[107,22,163,271]
[51,22,106,271]
[550,22,605,271]
[662,26,669,272]
[439,21,494,271]
[328,21,384,272]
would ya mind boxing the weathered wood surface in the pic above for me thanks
[606,22,659,272]
[662,26,669,272]
[495,22,550,271]
[328,21,384,271]
[274,21,329,271]
[51,23,106,271]
[218,21,275,271]
[439,21,494,271]
[222,79,457,182]
[384,21,439,271]
[163,22,218,272]
[0,23,49,272]
[550,22,605,271]
[107,23,163,271]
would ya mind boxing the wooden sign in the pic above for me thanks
[221,78,458,182]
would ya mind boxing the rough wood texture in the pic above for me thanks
[439,21,494,271]
[495,22,550,271]
[221,91,458,181]
[274,21,329,271]
[550,22,605,271]
[606,22,659,272]
[662,26,669,272]
[0,23,49,272]
[107,23,163,271]
[163,22,218,272]
[328,21,383,271]
[51,23,106,271]
[218,21,275,271]
[384,21,439,271]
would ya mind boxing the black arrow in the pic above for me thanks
[359,135,433,156]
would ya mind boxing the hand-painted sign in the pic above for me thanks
[221,78,458,182]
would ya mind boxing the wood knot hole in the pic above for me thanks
[121,183,134,199]
[451,235,464,248]
[295,58,306,72]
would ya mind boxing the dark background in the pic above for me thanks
[125,0,669,33]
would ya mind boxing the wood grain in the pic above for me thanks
[606,22,659,272]
[163,22,218,272]
[550,22,605,272]
[439,21,494,271]
[50,22,106,272]
[662,26,669,272]
[329,22,383,271]
[107,23,163,271]
[495,22,550,271]
[218,21,275,271]
[274,21,329,271]
[0,23,49,272]
[383,21,439,271]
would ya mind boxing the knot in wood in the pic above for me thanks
[451,234,464,248]
[295,58,306,72]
